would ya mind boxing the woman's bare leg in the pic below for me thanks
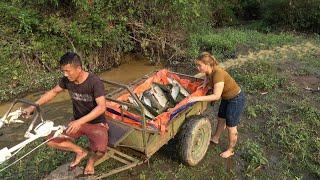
[220,126,237,158]
[211,117,226,144]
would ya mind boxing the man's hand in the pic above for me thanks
[66,120,83,134]
[22,106,36,119]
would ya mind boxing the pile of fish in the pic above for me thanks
[127,77,191,120]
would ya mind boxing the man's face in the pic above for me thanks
[61,64,81,82]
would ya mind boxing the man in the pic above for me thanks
[24,52,107,175]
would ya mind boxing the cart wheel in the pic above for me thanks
[176,115,211,166]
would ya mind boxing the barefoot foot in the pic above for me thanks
[220,149,234,158]
[70,150,88,168]
[210,136,219,144]
[84,158,95,175]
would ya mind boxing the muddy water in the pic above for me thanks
[0,55,161,147]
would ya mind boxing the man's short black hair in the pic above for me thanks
[59,52,82,67]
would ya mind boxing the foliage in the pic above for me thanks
[240,140,268,177]
[234,0,262,20]
[1,0,317,101]
[262,0,320,32]
[0,0,241,101]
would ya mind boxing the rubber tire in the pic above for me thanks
[176,115,211,166]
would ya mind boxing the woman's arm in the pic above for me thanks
[190,82,224,102]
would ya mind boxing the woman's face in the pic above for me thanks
[196,61,210,73]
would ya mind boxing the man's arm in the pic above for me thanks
[24,85,64,115]
[36,85,64,105]
[66,96,106,134]
[77,96,106,124]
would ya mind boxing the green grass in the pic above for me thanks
[240,140,268,177]
[231,48,320,178]
[230,59,287,93]
[186,27,302,60]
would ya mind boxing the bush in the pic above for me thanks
[236,0,262,20]
[262,0,320,32]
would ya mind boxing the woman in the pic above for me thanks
[188,52,245,158]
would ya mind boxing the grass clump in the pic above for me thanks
[240,140,268,177]
[230,60,286,93]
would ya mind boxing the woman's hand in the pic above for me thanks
[199,82,208,89]
[188,96,201,103]
[199,77,208,89]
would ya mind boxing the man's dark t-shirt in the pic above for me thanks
[59,73,106,124]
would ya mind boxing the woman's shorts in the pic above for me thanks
[218,91,245,127]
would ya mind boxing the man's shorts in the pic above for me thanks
[218,91,245,127]
[49,122,108,153]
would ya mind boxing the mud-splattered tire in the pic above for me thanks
[176,115,211,166]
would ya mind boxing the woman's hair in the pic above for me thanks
[195,52,219,67]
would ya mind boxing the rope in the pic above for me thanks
[0,137,54,173]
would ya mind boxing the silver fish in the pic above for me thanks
[153,83,175,107]
[128,95,156,119]
[151,83,168,108]
[142,96,152,107]
[140,96,158,118]
[121,105,128,111]
[171,84,180,100]
[142,107,155,119]
[167,77,190,97]
[143,91,162,110]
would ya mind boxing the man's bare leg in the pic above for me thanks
[211,117,226,144]
[47,140,88,167]
[220,126,237,158]
[84,151,104,175]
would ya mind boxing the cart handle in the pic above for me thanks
[1,99,44,138]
